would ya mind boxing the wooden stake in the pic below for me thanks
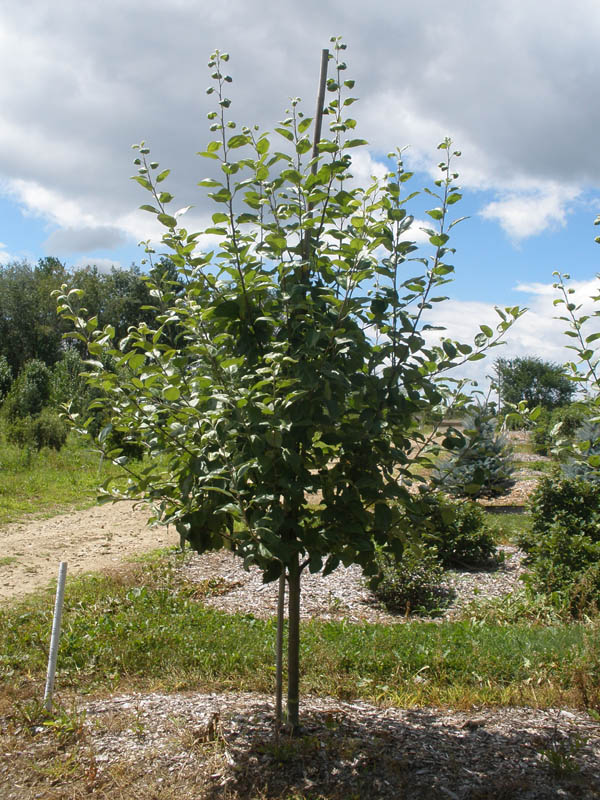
[302,49,329,268]
[310,49,329,171]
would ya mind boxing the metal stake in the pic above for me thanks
[44,562,68,712]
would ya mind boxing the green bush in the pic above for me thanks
[50,348,88,411]
[408,492,497,568]
[2,359,51,421]
[532,404,588,456]
[520,476,600,615]
[433,410,515,499]
[369,544,448,615]
[5,408,68,452]
[561,421,600,483]
[0,355,12,402]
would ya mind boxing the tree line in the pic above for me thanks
[0,255,178,378]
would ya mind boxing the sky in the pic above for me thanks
[1,0,600,388]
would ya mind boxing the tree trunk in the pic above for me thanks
[286,559,301,734]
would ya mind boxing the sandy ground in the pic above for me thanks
[0,451,538,605]
[0,502,177,603]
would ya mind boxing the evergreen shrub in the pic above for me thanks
[6,408,68,451]
[2,359,51,421]
[532,404,588,456]
[433,410,515,499]
[0,355,12,402]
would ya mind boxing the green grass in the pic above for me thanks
[513,458,552,473]
[483,511,530,544]
[1,551,598,710]
[0,432,123,526]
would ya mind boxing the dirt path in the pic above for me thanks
[0,502,176,603]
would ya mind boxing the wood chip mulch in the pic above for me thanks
[59,691,600,800]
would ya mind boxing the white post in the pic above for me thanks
[44,562,68,713]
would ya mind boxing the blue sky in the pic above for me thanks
[2,0,600,385]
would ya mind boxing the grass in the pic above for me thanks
[483,511,530,544]
[0,431,125,526]
[1,550,598,712]
[513,458,553,473]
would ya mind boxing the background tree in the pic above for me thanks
[0,258,69,374]
[494,356,575,411]
[57,42,522,731]
[433,405,515,499]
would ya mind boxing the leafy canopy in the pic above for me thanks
[56,42,523,583]
[495,356,575,411]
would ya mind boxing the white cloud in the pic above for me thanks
[44,226,127,254]
[479,184,581,241]
[1,0,600,264]
[345,151,388,186]
[7,179,97,230]
[422,276,600,390]
[73,257,123,274]
[0,242,12,264]
[411,219,437,245]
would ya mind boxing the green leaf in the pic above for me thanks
[156,169,170,183]
[157,213,178,228]
[163,386,180,402]
[256,137,270,154]
[275,127,294,141]
[132,176,152,191]
[228,134,250,149]
[426,208,444,220]
[214,300,240,319]
[342,138,368,148]
[317,140,338,153]
[139,204,159,214]
[429,234,449,247]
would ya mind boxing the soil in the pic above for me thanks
[0,502,176,603]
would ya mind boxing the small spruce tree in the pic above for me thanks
[433,407,515,498]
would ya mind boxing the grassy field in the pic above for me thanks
[0,431,122,526]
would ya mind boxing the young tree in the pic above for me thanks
[56,41,522,731]
[432,405,515,498]
[550,267,600,472]
[494,356,575,411]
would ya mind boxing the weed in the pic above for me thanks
[538,724,587,776]
[42,705,87,746]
